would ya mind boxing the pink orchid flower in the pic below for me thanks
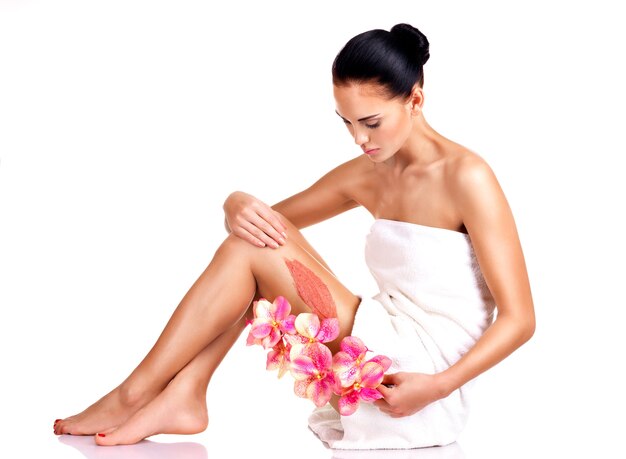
[336,361,389,416]
[287,312,339,347]
[289,342,337,407]
[266,339,291,378]
[332,336,392,415]
[332,336,391,387]
[247,296,296,349]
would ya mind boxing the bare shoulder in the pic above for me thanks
[324,154,376,196]
[445,146,518,250]
[332,153,375,177]
[446,148,496,184]
[445,148,503,210]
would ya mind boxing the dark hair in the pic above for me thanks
[332,23,430,100]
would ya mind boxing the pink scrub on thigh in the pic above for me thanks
[284,258,337,319]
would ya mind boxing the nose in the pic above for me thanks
[353,128,369,147]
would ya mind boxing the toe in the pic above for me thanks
[94,430,120,446]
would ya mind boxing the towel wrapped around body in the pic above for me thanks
[308,218,497,449]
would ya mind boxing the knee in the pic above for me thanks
[221,232,252,252]
[220,232,278,256]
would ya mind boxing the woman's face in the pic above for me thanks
[333,82,415,161]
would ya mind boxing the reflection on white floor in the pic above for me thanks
[330,442,464,459]
[58,433,463,459]
[59,435,208,459]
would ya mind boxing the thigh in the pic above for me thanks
[230,213,361,354]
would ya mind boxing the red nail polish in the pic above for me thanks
[55,419,62,422]
[97,433,106,437]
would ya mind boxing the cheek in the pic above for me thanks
[379,117,409,145]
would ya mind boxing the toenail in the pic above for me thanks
[97,433,106,437]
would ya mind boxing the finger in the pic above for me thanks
[246,214,284,249]
[254,211,288,246]
[381,373,398,385]
[234,224,267,248]
[373,399,390,410]
[377,384,392,398]
[270,210,289,234]
[238,213,280,248]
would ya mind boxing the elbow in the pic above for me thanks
[519,313,536,345]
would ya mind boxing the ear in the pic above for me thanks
[407,84,425,116]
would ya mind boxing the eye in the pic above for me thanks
[365,121,381,129]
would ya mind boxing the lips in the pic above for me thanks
[364,148,380,155]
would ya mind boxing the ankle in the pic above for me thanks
[118,380,158,407]
[168,374,209,399]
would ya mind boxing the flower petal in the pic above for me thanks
[284,333,306,347]
[268,328,283,348]
[273,295,292,321]
[332,351,359,387]
[289,342,306,361]
[338,390,360,416]
[317,318,340,343]
[267,345,290,379]
[276,359,290,379]
[266,349,280,370]
[266,343,286,369]
[250,321,273,339]
[359,387,384,402]
[306,376,334,407]
[294,379,309,398]
[340,336,367,359]
[360,362,385,388]
[295,313,320,339]
[367,355,392,372]
[290,354,316,380]
[306,342,333,372]
[253,298,274,320]
[281,315,296,335]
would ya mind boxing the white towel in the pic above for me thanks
[308,218,496,450]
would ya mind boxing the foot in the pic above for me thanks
[54,384,159,436]
[94,378,208,446]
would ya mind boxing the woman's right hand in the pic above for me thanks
[223,191,289,249]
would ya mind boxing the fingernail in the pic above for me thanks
[278,237,286,245]
[282,231,287,238]
[97,433,106,437]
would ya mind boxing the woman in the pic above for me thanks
[53,23,535,448]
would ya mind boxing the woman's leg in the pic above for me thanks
[56,213,360,441]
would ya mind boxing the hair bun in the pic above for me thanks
[390,23,430,66]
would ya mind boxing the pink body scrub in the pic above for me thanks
[284,258,338,319]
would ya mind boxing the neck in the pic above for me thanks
[383,114,443,171]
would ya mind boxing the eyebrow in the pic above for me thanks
[335,110,381,122]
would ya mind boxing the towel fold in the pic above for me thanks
[308,219,496,450]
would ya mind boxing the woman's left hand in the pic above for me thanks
[374,372,448,418]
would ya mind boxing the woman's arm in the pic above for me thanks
[269,157,362,229]
[376,155,535,417]
[223,156,363,246]
[439,155,535,390]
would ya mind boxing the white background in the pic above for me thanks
[1,1,624,458]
